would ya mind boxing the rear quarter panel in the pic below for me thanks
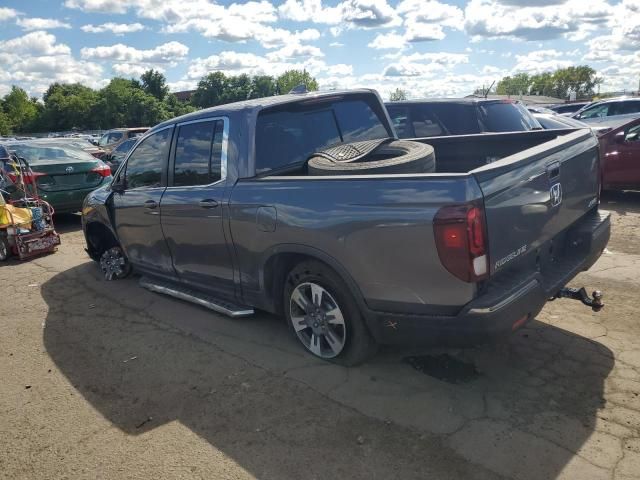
[229,175,481,313]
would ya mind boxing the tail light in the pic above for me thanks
[91,164,111,177]
[7,171,47,185]
[434,203,488,282]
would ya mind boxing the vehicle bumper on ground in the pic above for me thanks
[366,210,611,345]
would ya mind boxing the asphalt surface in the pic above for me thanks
[1,191,640,480]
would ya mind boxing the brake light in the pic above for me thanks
[7,171,47,185]
[434,203,488,282]
[91,164,111,177]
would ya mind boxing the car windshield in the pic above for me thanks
[578,103,609,119]
[479,102,541,131]
[8,144,96,162]
[255,96,390,173]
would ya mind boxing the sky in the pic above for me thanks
[0,0,639,100]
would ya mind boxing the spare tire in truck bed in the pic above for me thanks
[308,139,436,176]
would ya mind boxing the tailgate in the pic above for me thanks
[472,129,600,275]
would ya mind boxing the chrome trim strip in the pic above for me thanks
[139,278,254,318]
[468,279,539,314]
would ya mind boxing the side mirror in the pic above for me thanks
[614,131,626,144]
[111,177,126,193]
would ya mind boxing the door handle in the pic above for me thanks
[199,199,219,209]
[144,200,158,209]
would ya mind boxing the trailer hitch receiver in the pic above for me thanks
[551,287,604,312]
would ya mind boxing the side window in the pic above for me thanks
[579,104,609,119]
[413,105,446,137]
[124,128,171,189]
[619,102,640,115]
[173,120,224,187]
[108,132,124,144]
[387,106,414,139]
[625,124,640,142]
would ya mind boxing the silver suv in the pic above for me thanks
[572,97,640,125]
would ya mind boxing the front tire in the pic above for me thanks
[100,246,131,280]
[284,261,377,366]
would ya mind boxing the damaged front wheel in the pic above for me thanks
[100,246,131,281]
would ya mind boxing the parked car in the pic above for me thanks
[598,117,640,190]
[102,138,137,169]
[386,98,542,138]
[3,141,112,213]
[82,89,609,365]
[548,102,590,115]
[37,137,106,159]
[572,97,640,125]
[95,127,148,153]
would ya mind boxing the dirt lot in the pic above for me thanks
[1,191,640,480]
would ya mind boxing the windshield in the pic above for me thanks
[255,96,391,174]
[478,102,541,131]
[8,144,96,162]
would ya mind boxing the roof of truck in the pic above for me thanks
[386,98,518,106]
[154,89,378,130]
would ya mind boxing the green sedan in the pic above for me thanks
[4,141,112,214]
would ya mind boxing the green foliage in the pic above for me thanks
[389,88,408,101]
[0,68,318,133]
[250,75,277,98]
[1,86,40,132]
[496,66,602,99]
[0,110,11,136]
[275,70,318,94]
[141,69,170,101]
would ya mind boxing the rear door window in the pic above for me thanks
[618,101,640,115]
[173,120,224,186]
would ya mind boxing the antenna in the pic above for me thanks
[485,80,495,99]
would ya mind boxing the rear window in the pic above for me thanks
[8,144,96,162]
[255,97,390,173]
[478,102,540,132]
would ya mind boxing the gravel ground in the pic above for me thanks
[1,190,639,480]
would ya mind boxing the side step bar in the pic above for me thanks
[139,277,254,318]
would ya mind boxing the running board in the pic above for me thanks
[139,277,254,318]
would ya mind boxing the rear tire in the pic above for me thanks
[284,260,377,366]
[308,139,435,176]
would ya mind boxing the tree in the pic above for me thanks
[191,72,228,108]
[250,75,276,98]
[275,70,318,95]
[496,73,531,96]
[39,83,99,131]
[222,74,252,103]
[2,86,39,132]
[141,69,170,101]
[0,110,11,136]
[389,88,408,101]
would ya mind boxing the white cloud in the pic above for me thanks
[64,0,135,13]
[81,41,189,64]
[81,22,146,34]
[0,7,19,22]
[511,49,574,74]
[0,31,71,56]
[278,0,400,28]
[16,18,72,31]
[464,0,613,42]
[368,31,407,50]
[0,31,104,96]
[112,63,158,77]
[266,44,324,62]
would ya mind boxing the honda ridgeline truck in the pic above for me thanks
[82,89,610,365]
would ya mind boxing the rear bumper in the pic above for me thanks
[366,210,611,345]
[38,182,109,213]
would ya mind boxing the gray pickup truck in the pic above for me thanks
[82,89,610,365]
